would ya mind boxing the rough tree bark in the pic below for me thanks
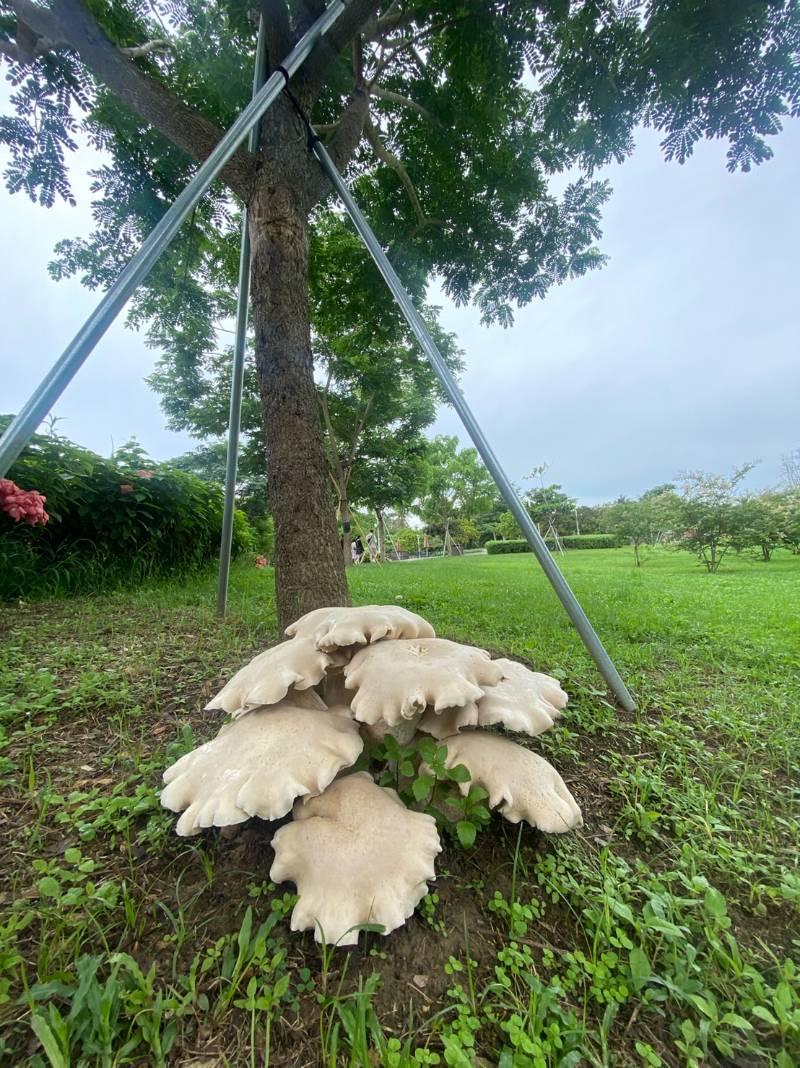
[249,97,350,626]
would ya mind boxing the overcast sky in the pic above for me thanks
[2,78,798,504]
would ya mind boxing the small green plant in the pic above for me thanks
[487,890,543,938]
[365,734,492,849]
[419,892,446,935]
[26,952,186,1067]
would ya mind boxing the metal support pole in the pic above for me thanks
[0,0,347,478]
[215,17,268,618]
[310,135,637,712]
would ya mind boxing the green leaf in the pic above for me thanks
[273,973,290,999]
[629,946,650,990]
[37,877,61,899]
[688,993,715,1019]
[750,1005,777,1025]
[456,821,477,849]
[30,1012,68,1068]
[237,907,253,956]
[399,759,415,778]
[610,899,635,924]
[720,1013,752,1031]
[416,737,437,763]
[703,887,727,919]
[447,763,471,784]
[412,775,435,802]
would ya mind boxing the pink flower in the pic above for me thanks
[120,484,135,494]
[255,555,268,569]
[0,478,48,525]
[135,469,154,479]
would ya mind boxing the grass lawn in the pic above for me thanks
[1,547,798,1066]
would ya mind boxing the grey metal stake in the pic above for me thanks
[0,0,347,478]
[215,17,268,618]
[310,134,637,712]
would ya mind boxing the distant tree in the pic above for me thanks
[641,483,677,500]
[392,526,422,556]
[524,484,576,536]
[170,440,267,515]
[497,510,522,541]
[782,493,800,554]
[497,481,578,543]
[780,449,800,490]
[673,464,756,572]
[575,505,603,535]
[602,498,652,566]
[451,516,480,550]
[734,493,788,562]
[418,436,495,553]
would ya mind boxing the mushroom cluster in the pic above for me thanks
[161,605,582,945]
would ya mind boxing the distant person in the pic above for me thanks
[352,537,365,564]
[366,529,378,560]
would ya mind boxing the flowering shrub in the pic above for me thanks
[0,419,253,599]
[0,479,49,526]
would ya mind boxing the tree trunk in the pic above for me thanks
[341,497,353,568]
[248,153,348,629]
[375,507,386,560]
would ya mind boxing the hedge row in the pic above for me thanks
[1,421,252,599]
[485,534,620,554]
[562,534,620,549]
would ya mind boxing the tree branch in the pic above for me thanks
[307,85,369,207]
[364,112,425,226]
[119,39,171,58]
[8,0,258,201]
[348,392,373,464]
[370,84,438,125]
[317,377,347,498]
[295,0,380,97]
[362,3,412,42]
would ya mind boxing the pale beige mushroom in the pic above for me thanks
[418,703,480,739]
[344,638,502,726]
[419,658,567,739]
[205,638,335,717]
[284,687,328,712]
[285,604,435,652]
[270,773,441,945]
[359,717,420,746]
[160,703,363,836]
[436,732,582,832]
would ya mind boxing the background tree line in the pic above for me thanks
[492,459,800,571]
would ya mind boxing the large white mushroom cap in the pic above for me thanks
[205,638,335,717]
[344,638,502,726]
[285,604,435,652]
[436,732,582,833]
[270,772,441,945]
[160,703,363,836]
[420,658,568,739]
